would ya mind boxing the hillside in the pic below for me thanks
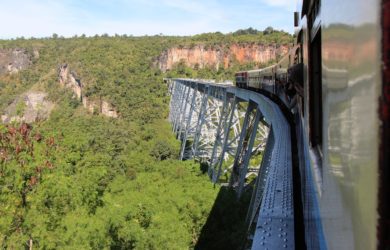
[156,43,289,72]
[0,30,292,249]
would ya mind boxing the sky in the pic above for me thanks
[0,0,296,39]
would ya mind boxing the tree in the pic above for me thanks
[263,26,274,35]
[0,123,56,248]
[150,140,176,160]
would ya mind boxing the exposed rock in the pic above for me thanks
[81,96,119,118]
[33,48,40,59]
[59,64,118,118]
[0,48,31,75]
[58,63,69,85]
[1,91,54,124]
[59,64,82,100]
[82,96,96,114]
[155,44,289,72]
[101,101,118,118]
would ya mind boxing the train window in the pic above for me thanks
[309,29,322,151]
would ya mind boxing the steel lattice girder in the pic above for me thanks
[191,86,209,159]
[197,90,223,159]
[168,79,295,249]
[228,101,264,198]
[180,85,204,159]
[209,97,247,183]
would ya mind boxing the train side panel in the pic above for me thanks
[234,1,383,249]
[322,1,380,249]
[296,0,381,249]
[248,69,262,89]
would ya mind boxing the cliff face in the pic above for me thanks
[82,97,118,118]
[59,64,83,100]
[58,64,118,118]
[0,48,32,74]
[156,44,289,71]
[1,91,54,124]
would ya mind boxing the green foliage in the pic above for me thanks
[263,26,274,35]
[191,28,293,46]
[167,59,277,83]
[15,100,26,116]
[195,187,251,250]
[150,140,177,161]
[233,27,261,35]
[0,100,218,249]
[0,123,56,247]
[0,29,287,249]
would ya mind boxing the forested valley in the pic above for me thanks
[0,29,292,249]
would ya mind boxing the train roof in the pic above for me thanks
[247,64,276,73]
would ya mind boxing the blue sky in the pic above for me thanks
[0,0,296,39]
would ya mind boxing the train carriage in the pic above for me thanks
[234,71,248,88]
[235,0,389,249]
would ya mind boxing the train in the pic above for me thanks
[235,46,300,93]
[235,0,389,249]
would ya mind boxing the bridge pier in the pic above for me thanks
[209,97,241,183]
[191,85,209,159]
[196,86,224,160]
[176,84,192,139]
[179,84,198,159]
[229,101,263,198]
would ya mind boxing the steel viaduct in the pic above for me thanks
[167,78,295,249]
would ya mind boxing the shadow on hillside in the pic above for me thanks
[195,186,252,250]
